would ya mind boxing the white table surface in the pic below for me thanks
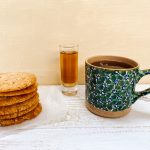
[1,85,150,150]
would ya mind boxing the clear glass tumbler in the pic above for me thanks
[59,44,78,96]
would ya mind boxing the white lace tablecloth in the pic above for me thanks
[0,85,150,150]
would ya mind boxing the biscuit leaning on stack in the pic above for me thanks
[0,72,42,126]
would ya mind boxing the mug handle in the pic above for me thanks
[135,69,150,97]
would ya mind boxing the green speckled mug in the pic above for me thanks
[85,56,150,118]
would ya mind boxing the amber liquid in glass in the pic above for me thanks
[60,51,78,87]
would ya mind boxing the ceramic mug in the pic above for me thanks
[85,56,150,118]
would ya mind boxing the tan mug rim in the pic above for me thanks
[85,55,139,71]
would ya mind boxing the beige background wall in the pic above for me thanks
[0,0,150,84]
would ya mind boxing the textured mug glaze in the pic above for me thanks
[85,56,150,113]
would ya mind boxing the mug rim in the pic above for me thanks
[85,55,139,71]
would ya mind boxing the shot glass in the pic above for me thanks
[59,44,78,96]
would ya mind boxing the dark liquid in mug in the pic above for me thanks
[92,60,133,69]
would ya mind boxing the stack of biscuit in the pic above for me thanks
[0,72,42,126]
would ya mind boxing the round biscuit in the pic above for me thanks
[0,83,37,96]
[0,100,39,119]
[0,103,42,126]
[0,94,39,115]
[0,91,37,106]
[0,72,36,92]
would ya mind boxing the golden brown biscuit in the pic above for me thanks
[0,91,37,106]
[0,103,42,126]
[0,72,36,92]
[0,94,39,115]
[0,83,37,96]
[0,100,39,119]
